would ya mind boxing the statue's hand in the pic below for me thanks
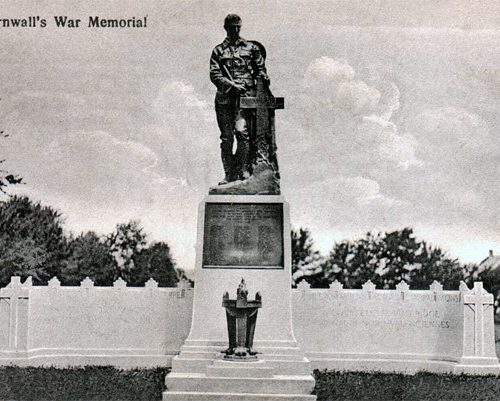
[259,72,270,86]
[232,82,247,94]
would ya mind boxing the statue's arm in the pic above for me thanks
[209,48,233,92]
[252,44,269,83]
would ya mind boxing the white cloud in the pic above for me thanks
[2,7,500,268]
[149,80,220,188]
[7,125,200,273]
[299,57,421,173]
[287,175,409,239]
[359,115,421,169]
[153,81,213,125]
[304,57,355,84]
[3,80,221,273]
[282,57,419,237]
[413,107,495,160]
[336,80,381,116]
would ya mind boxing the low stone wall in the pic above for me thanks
[0,276,498,374]
[0,277,193,368]
[292,280,499,374]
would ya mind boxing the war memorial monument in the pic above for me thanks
[161,14,500,400]
[0,12,499,401]
[162,14,317,400]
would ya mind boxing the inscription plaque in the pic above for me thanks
[203,203,284,268]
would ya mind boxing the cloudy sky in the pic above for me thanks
[1,0,499,272]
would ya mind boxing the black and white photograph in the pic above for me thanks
[0,1,499,400]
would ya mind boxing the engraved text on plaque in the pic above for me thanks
[203,203,284,269]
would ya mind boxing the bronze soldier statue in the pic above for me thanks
[209,14,270,184]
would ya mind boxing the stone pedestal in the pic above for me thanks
[163,195,316,401]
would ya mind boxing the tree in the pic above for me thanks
[0,196,67,286]
[106,220,147,282]
[405,241,464,290]
[0,197,183,288]
[292,228,315,272]
[0,171,22,194]
[470,265,500,316]
[62,232,116,285]
[135,242,179,287]
[321,228,465,290]
[0,237,50,286]
[0,128,23,194]
[106,220,180,287]
[291,227,324,287]
[176,268,193,286]
[320,231,381,289]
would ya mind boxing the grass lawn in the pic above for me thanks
[313,370,500,401]
[0,366,168,401]
[0,326,498,401]
[0,366,499,401]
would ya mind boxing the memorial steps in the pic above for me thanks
[166,339,315,399]
[163,392,316,401]
[170,342,312,375]
[165,360,315,401]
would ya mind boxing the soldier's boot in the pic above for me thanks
[234,141,250,181]
[218,150,234,185]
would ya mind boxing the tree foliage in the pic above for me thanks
[101,220,183,287]
[62,232,115,285]
[0,196,182,288]
[106,220,147,283]
[0,171,23,194]
[0,196,67,286]
[134,242,179,287]
[296,227,467,290]
[0,128,23,194]
[468,264,500,315]
[291,228,315,271]
[291,227,324,287]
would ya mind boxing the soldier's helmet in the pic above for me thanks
[224,14,242,28]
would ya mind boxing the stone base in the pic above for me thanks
[208,161,280,195]
[164,392,316,401]
[223,354,259,362]
[164,369,315,400]
[171,340,313,376]
[164,194,316,400]
[165,373,315,394]
[0,349,174,369]
[306,352,500,375]
[207,360,274,378]
[454,356,500,375]
[164,340,316,400]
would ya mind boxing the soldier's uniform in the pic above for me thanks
[210,37,268,182]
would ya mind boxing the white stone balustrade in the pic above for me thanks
[0,276,193,368]
[292,279,500,375]
[0,276,498,375]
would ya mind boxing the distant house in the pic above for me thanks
[479,250,500,272]
[479,251,500,317]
